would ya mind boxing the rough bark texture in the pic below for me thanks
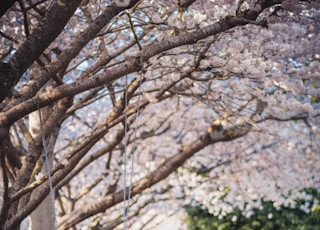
[0,0,82,104]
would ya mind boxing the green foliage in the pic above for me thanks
[310,97,320,103]
[185,188,320,230]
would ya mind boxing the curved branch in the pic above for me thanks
[0,14,257,135]
[3,0,141,106]
[5,69,182,228]
[0,0,82,103]
[2,97,72,229]
[58,121,251,228]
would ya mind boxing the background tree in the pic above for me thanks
[0,0,319,229]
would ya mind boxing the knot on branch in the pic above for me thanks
[135,53,143,67]
[207,119,223,134]
[207,118,249,142]
[134,52,146,72]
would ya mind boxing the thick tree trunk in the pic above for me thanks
[27,110,55,230]
[29,190,55,230]
[26,60,56,230]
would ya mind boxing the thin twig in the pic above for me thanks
[126,12,142,50]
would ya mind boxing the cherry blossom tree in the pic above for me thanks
[0,0,319,229]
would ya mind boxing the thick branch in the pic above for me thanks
[0,0,17,18]
[58,123,250,229]
[0,0,82,103]
[0,15,257,137]
[3,97,72,229]
[5,126,120,229]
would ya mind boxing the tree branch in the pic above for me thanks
[0,0,82,103]
[0,14,259,135]
[0,0,17,18]
[58,121,251,228]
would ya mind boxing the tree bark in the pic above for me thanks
[58,123,250,229]
[28,109,55,230]
[0,0,81,104]
[0,15,252,132]
[0,0,17,18]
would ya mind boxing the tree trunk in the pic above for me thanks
[27,95,55,230]
[29,194,55,230]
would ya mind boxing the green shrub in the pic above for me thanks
[185,188,320,230]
